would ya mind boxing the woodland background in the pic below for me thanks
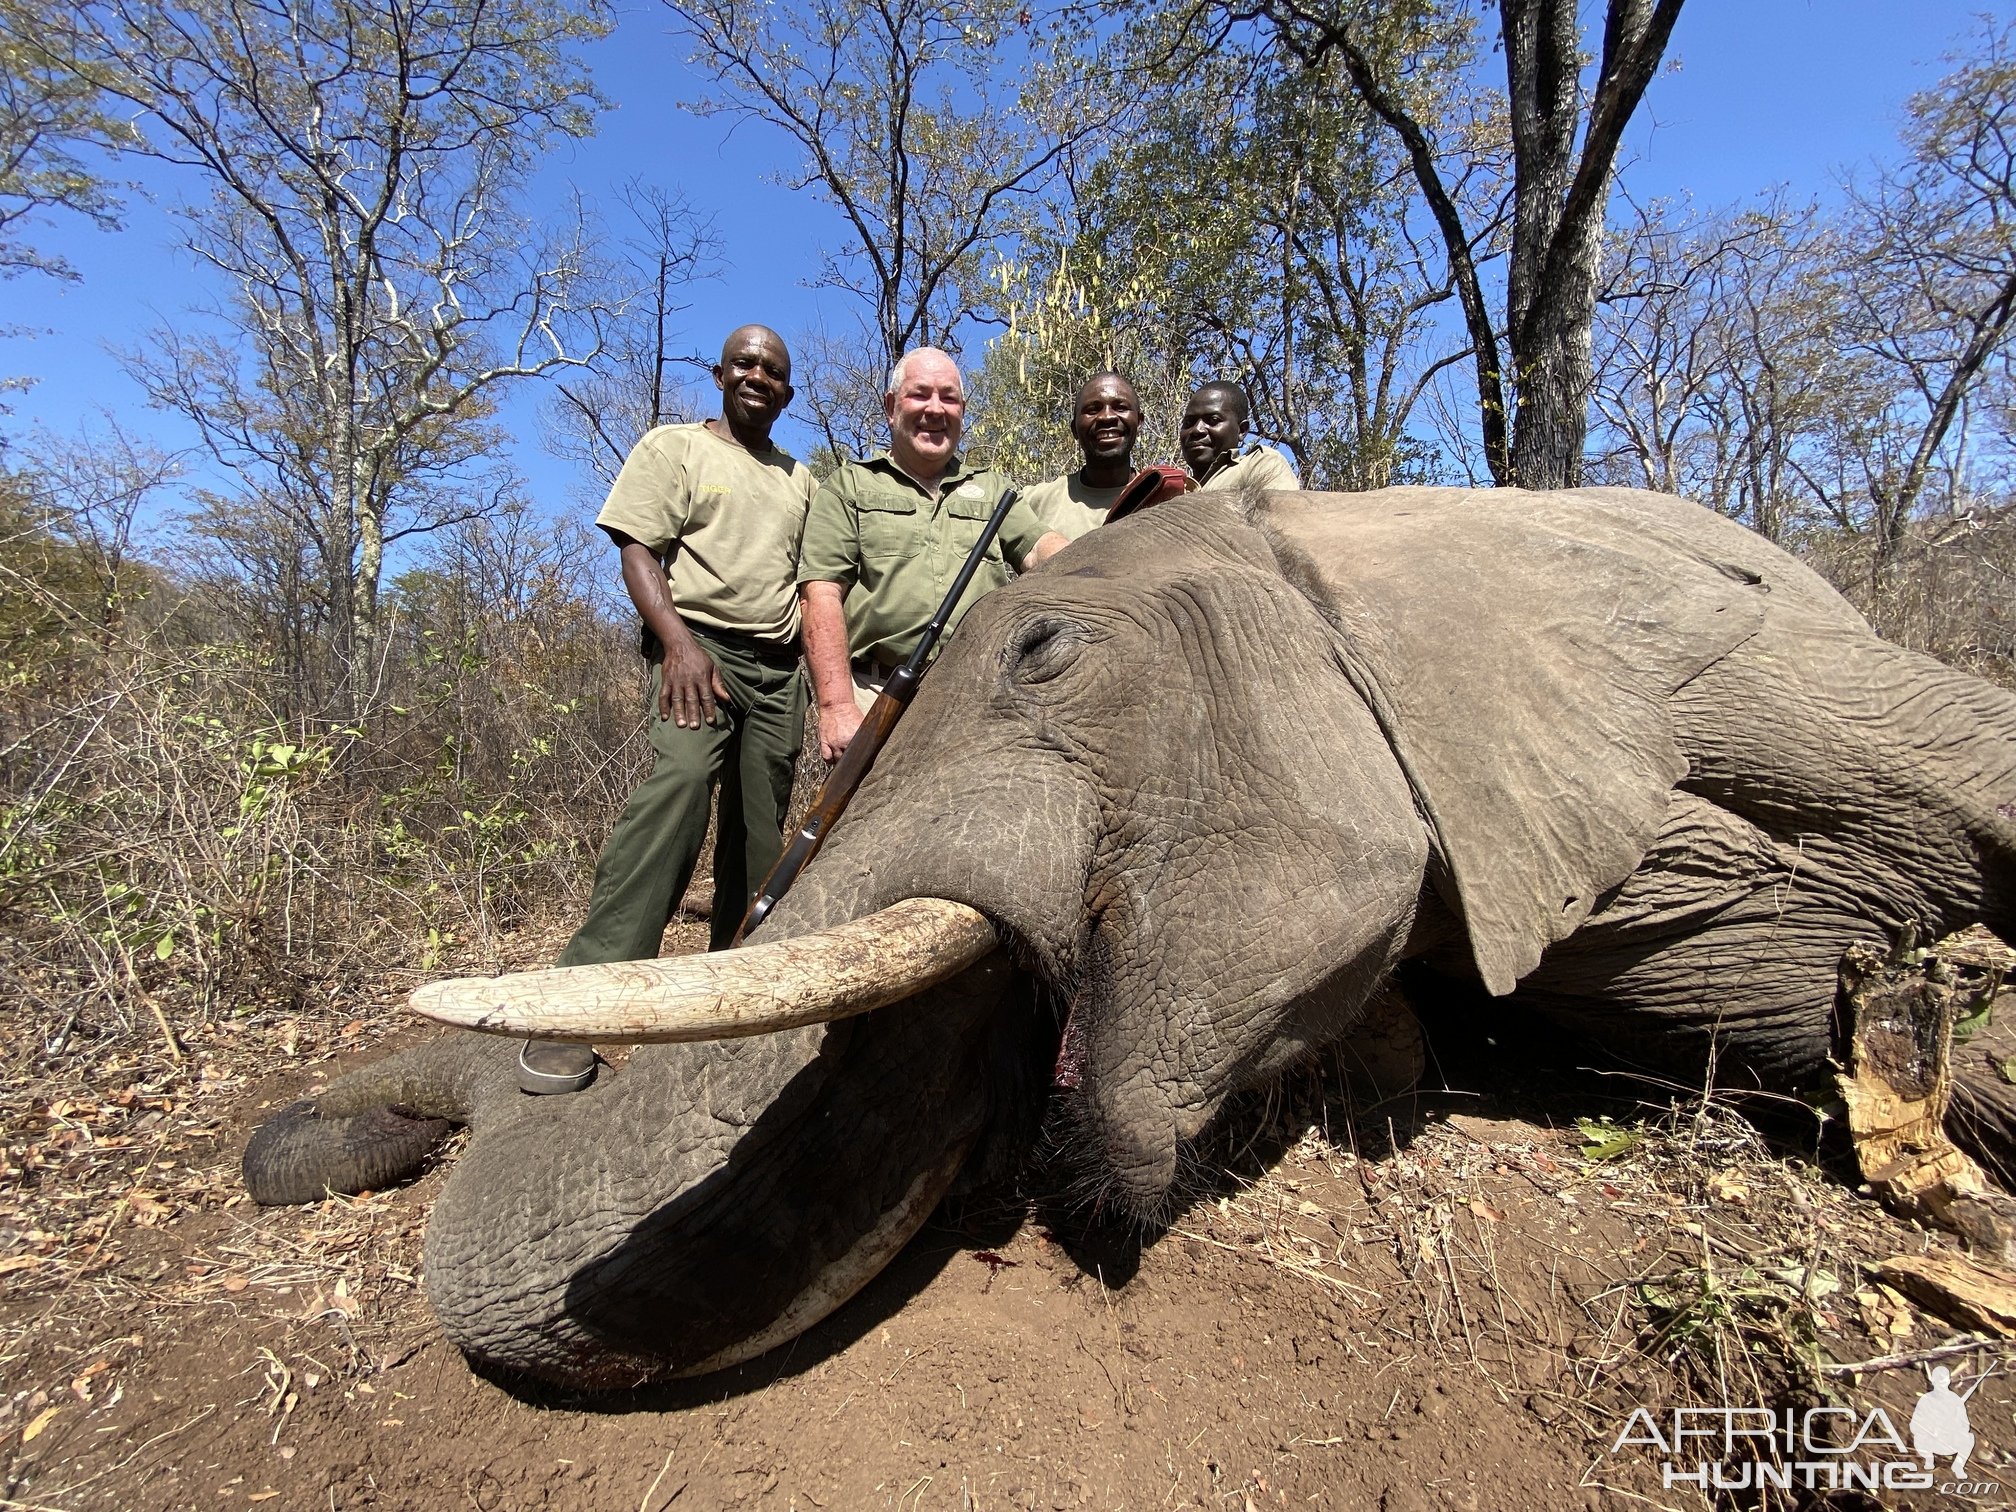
[2,0,2015,1085]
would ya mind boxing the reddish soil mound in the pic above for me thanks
[5,927,2015,1509]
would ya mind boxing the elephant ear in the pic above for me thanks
[1253,486,1771,996]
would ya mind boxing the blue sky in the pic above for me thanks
[2,0,2003,530]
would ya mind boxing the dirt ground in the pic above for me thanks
[6,921,2016,1512]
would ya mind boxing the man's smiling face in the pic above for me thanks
[1071,375,1141,468]
[1180,386,1245,476]
[714,328,793,434]
[886,351,966,481]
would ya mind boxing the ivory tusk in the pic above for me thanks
[409,897,997,1043]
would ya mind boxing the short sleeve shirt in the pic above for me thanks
[1022,470,1130,542]
[1198,444,1299,495]
[594,422,818,645]
[797,452,1047,668]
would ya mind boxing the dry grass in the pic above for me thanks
[1803,507,2016,691]
[1134,1028,2016,1510]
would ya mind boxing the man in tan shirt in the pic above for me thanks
[797,347,1067,761]
[1022,371,1143,541]
[1180,380,1300,493]
[524,325,816,1093]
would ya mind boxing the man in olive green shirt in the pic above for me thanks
[1180,380,1300,494]
[798,346,1068,761]
[1022,371,1143,542]
[525,325,816,1094]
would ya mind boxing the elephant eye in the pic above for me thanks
[1005,616,1086,684]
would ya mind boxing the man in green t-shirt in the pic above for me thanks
[1180,380,1300,494]
[523,325,817,1094]
[1022,371,1142,542]
[797,346,1068,762]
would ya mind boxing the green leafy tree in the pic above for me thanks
[0,3,134,285]
[974,6,1488,489]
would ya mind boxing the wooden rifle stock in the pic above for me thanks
[735,667,917,942]
[734,486,1023,943]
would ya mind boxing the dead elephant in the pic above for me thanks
[243,486,2016,1389]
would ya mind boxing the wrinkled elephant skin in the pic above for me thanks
[242,487,2016,1388]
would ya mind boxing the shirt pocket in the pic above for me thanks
[857,494,918,564]
[945,486,1011,588]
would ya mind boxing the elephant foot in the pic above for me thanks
[243,1099,455,1205]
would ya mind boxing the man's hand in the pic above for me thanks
[817,698,864,763]
[1025,529,1070,567]
[613,531,727,727]
[660,633,731,728]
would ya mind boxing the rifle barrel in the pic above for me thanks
[735,488,1022,942]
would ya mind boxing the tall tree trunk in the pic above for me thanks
[1285,0,1682,488]
[1500,0,1682,488]
[1507,197,1604,488]
[352,461,384,723]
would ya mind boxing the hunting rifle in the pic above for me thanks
[734,464,1193,943]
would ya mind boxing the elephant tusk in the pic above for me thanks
[409,897,998,1043]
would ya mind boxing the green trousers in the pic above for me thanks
[558,626,806,962]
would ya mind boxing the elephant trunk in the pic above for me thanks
[242,1033,525,1205]
[422,950,1031,1385]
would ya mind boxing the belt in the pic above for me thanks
[691,623,801,663]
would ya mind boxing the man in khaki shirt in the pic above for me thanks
[525,325,816,1093]
[1022,371,1142,542]
[1180,380,1300,493]
[797,347,1068,761]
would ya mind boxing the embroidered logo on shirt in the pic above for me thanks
[955,481,986,499]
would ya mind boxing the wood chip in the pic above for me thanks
[1875,1252,2016,1338]
[1836,941,2016,1260]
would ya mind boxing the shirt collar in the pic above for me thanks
[867,448,974,494]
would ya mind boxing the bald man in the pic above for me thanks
[524,325,818,1094]
[1023,371,1142,541]
[1180,381,1299,493]
[798,346,1066,762]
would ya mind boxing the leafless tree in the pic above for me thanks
[544,182,721,490]
[1824,17,2016,579]
[664,0,1128,377]
[18,415,183,636]
[1590,191,1838,541]
[46,0,618,723]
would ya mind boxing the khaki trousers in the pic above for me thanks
[558,626,805,960]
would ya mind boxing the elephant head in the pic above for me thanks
[250,487,2016,1388]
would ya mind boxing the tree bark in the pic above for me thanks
[1501,0,1685,488]
[1275,0,1683,488]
